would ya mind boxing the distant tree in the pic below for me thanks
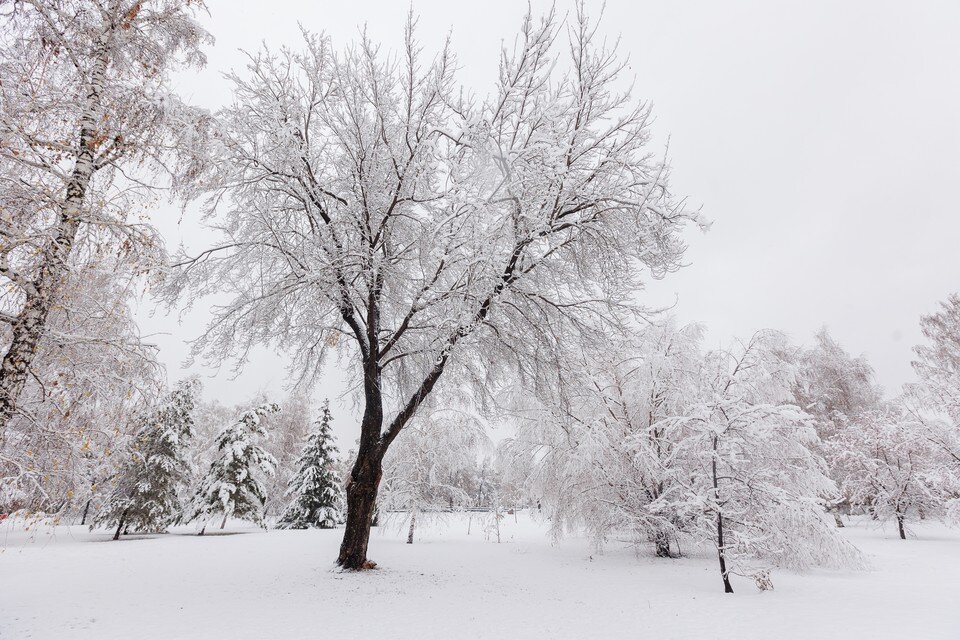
[277,400,345,530]
[166,6,701,569]
[790,328,885,525]
[794,328,884,436]
[380,410,488,543]
[830,404,949,539]
[505,322,702,558]
[909,295,960,462]
[185,403,279,533]
[259,393,313,517]
[677,332,862,593]
[93,379,200,540]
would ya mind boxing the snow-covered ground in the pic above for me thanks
[1,513,957,640]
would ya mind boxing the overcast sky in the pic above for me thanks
[139,0,960,432]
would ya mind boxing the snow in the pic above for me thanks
[1,514,958,639]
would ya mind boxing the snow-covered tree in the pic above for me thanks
[185,403,279,533]
[259,393,313,517]
[380,410,489,543]
[0,252,162,517]
[830,404,950,539]
[165,6,701,569]
[504,322,702,558]
[92,379,200,539]
[788,328,885,525]
[0,0,210,437]
[277,400,345,530]
[908,294,960,463]
[676,333,862,592]
[794,328,884,437]
[510,326,861,592]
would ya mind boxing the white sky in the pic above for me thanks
[139,0,960,434]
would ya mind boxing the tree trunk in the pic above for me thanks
[654,530,673,558]
[337,461,382,569]
[0,47,109,438]
[711,435,733,593]
[717,512,734,594]
[220,513,228,530]
[113,511,127,541]
[407,512,416,544]
[897,513,906,540]
[80,498,92,526]
[336,372,385,570]
[198,525,206,536]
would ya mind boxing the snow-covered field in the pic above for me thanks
[1,513,957,640]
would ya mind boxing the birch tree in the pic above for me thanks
[0,246,162,515]
[0,0,210,437]
[166,7,701,569]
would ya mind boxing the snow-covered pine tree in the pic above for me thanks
[93,379,200,540]
[185,403,280,533]
[277,400,345,529]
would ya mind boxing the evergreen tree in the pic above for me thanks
[278,400,345,529]
[94,379,200,540]
[185,403,279,533]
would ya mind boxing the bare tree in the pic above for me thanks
[167,7,700,569]
[0,0,210,437]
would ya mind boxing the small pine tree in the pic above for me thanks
[277,400,345,529]
[185,403,279,533]
[94,379,200,540]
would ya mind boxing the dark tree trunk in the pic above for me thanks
[337,459,382,569]
[711,434,733,593]
[407,513,416,544]
[198,525,206,536]
[113,511,128,541]
[897,513,906,540]
[654,531,673,558]
[80,498,92,526]
[717,512,734,593]
[337,438,383,569]
[220,513,228,530]
[336,367,386,570]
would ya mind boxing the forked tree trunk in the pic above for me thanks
[897,513,906,540]
[407,513,416,544]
